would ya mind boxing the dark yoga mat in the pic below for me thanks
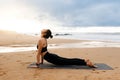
[28,62,113,70]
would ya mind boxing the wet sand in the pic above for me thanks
[0,30,120,80]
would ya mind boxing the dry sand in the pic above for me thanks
[0,30,120,80]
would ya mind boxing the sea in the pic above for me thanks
[23,26,120,42]
[0,26,120,53]
[46,26,120,42]
[54,32,120,42]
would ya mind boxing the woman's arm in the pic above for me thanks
[36,39,44,64]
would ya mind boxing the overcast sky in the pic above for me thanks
[26,0,120,26]
[0,0,120,33]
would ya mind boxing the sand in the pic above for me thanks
[0,30,120,80]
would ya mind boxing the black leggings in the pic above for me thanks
[44,52,86,65]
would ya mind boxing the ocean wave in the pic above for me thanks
[54,26,120,33]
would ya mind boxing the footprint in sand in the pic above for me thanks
[91,71,100,74]
[0,72,7,76]
[115,67,119,69]
[84,75,90,80]
[28,55,32,57]
[102,70,106,72]
[20,62,31,66]
[16,60,22,62]
[16,60,31,66]
[0,68,7,76]
[0,56,10,60]
[91,70,106,74]
[0,55,3,57]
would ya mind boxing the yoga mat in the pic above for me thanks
[28,62,113,70]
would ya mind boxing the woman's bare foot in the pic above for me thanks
[85,59,97,68]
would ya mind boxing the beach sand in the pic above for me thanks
[0,30,120,80]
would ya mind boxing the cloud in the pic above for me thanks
[25,0,120,26]
[68,3,120,26]
[1,0,120,27]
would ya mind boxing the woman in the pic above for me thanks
[36,29,96,68]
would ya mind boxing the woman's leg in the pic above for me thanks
[44,52,86,65]
[44,52,97,67]
[56,57,87,65]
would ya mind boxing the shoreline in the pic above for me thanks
[0,39,120,53]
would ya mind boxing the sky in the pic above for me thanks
[0,0,120,33]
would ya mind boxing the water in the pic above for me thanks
[0,27,120,53]
[0,41,120,53]
[54,32,120,42]
[0,46,36,53]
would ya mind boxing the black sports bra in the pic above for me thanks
[37,45,47,53]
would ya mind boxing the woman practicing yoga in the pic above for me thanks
[36,29,96,68]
